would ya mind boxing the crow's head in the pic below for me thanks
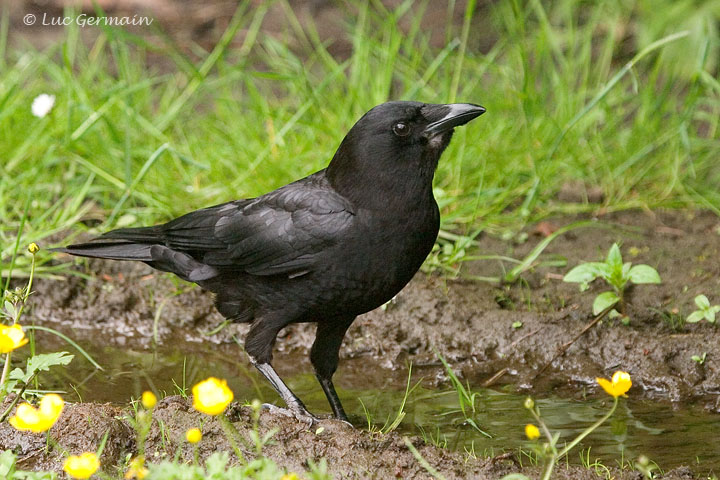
[327,101,485,206]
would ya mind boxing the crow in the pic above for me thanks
[53,101,485,423]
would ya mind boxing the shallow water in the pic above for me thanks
[28,332,720,474]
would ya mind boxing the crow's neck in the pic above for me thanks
[326,147,439,211]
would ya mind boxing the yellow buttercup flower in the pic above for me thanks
[0,324,29,353]
[28,242,40,254]
[192,377,234,415]
[141,391,157,409]
[124,456,148,479]
[525,423,540,440]
[63,452,100,479]
[186,427,202,443]
[596,371,632,398]
[9,393,64,433]
[281,474,301,480]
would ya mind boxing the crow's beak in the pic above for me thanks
[424,103,486,136]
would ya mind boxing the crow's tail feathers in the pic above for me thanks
[50,225,163,261]
[51,241,153,261]
[52,225,220,282]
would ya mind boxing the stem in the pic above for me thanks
[556,396,619,459]
[46,434,69,456]
[528,406,558,480]
[0,352,11,400]
[0,371,39,422]
[192,444,199,466]
[528,406,553,444]
[14,249,37,322]
[1,250,38,401]
[218,414,245,464]
[541,455,556,480]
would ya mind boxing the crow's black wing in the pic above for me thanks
[152,174,355,278]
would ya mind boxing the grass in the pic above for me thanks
[0,0,718,278]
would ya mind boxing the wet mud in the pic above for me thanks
[16,209,720,478]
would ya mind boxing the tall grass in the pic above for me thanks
[1,0,718,275]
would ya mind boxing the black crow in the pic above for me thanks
[54,101,485,423]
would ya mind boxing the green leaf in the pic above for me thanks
[593,291,620,315]
[10,353,75,385]
[621,262,632,280]
[686,310,705,323]
[27,352,73,374]
[628,264,661,284]
[3,301,17,321]
[563,262,604,283]
[595,262,614,281]
[9,352,75,388]
[706,309,716,324]
[606,243,623,270]
[0,447,17,477]
[694,294,710,310]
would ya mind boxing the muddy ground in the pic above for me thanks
[5,208,716,478]
[0,397,701,480]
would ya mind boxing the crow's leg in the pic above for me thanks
[252,361,317,423]
[245,319,316,422]
[310,316,356,423]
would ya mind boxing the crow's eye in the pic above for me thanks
[392,122,411,137]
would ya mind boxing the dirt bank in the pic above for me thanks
[0,394,701,479]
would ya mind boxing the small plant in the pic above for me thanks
[691,352,707,365]
[502,371,632,480]
[361,364,420,436]
[634,455,661,479]
[0,243,77,411]
[436,352,490,438]
[686,295,720,324]
[563,243,661,319]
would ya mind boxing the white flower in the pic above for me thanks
[31,93,55,118]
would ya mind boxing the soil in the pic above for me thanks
[8,208,717,478]
[0,396,701,480]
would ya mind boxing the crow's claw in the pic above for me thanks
[261,403,319,427]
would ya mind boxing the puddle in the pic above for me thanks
[24,332,720,475]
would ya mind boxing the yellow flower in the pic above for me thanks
[141,391,157,409]
[124,456,148,479]
[28,243,40,254]
[281,474,301,480]
[596,371,632,398]
[192,377,234,415]
[0,324,29,353]
[186,427,202,443]
[9,393,64,433]
[63,452,100,479]
[525,423,540,440]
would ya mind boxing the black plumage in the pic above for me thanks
[54,101,485,422]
